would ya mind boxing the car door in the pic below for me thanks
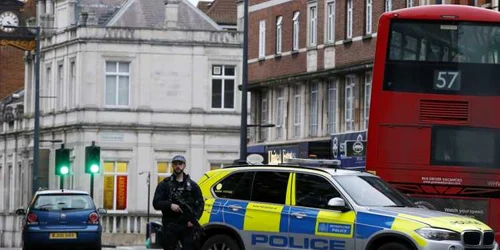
[208,171,254,230]
[287,171,356,249]
[243,170,292,250]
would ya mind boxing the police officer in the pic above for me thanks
[153,155,204,250]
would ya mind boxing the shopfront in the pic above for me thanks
[331,130,367,170]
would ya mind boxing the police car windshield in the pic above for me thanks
[335,175,416,207]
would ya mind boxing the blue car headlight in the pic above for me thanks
[415,228,461,241]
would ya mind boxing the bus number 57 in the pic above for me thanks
[434,70,461,91]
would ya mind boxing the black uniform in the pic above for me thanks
[152,174,204,250]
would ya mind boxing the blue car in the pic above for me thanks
[16,190,107,250]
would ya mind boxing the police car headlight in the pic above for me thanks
[415,228,461,241]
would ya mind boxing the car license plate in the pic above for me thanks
[49,232,77,239]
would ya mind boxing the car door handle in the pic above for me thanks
[228,205,242,211]
[291,212,306,219]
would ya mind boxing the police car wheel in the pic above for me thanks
[378,242,412,250]
[202,235,240,250]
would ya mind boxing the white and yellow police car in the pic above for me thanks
[197,158,498,250]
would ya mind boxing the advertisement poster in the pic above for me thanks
[103,175,114,210]
[116,176,128,210]
[410,196,489,223]
[331,130,367,169]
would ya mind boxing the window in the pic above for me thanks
[293,12,300,51]
[364,72,372,129]
[251,171,289,204]
[345,76,355,131]
[327,1,335,43]
[210,163,230,170]
[385,21,500,95]
[276,16,283,54]
[32,194,93,211]
[69,61,76,109]
[57,63,64,110]
[259,20,266,58]
[103,161,128,211]
[335,175,416,207]
[211,65,236,109]
[260,92,268,141]
[366,0,372,34]
[105,61,130,107]
[327,79,337,134]
[295,173,342,209]
[309,6,317,46]
[45,66,52,111]
[346,0,353,39]
[407,0,413,7]
[293,85,301,138]
[0,165,3,211]
[157,162,172,184]
[276,88,284,139]
[310,83,318,136]
[385,0,392,12]
[213,171,254,200]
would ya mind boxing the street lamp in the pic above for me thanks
[4,25,41,196]
[139,171,151,240]
[239,0,250,164]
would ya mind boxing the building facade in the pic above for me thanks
[0,0,243,247]
[245,0,498,165]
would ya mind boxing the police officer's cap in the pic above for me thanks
[172,155,186,164]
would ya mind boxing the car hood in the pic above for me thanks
[367,207,492,232]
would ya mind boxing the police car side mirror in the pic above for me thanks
[327,198,349,212]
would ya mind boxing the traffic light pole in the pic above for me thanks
[90,174,94,199]
[60,175,64,189]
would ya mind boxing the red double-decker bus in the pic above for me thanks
[366,4,500,240]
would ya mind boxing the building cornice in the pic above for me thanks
[0,122,241,138]
[244,60,374,91]
[41,27,243,51]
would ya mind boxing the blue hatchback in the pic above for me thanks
[16,190,107,250]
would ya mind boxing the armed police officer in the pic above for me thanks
[153,155,205,250]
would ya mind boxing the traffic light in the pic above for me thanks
[85,142,101,174]
[55,146,70,176]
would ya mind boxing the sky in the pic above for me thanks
[188,0,202,6]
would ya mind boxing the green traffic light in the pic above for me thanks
[60,166,69,175]
[90,164,100,174]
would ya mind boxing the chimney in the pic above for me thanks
[164,0,180,28]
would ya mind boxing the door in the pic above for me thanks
[244,171,292,250]
[287,172,356,249]
[207,171,254,229]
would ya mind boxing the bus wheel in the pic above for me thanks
[378,242,412,250]
[202,235,240,250]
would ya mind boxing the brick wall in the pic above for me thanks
[0,0,36,100]
[248,0,394,83]
[0,46,25,99]
[247,0,488,84]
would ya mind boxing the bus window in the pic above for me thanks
[432,126,497,168]
[384,20,500,95]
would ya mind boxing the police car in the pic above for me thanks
[197,158,498,250]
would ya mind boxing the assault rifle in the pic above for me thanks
[171,190,205,239]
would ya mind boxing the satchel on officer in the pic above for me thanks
[152,155,205,250]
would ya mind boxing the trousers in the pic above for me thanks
[162,223,198,250]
